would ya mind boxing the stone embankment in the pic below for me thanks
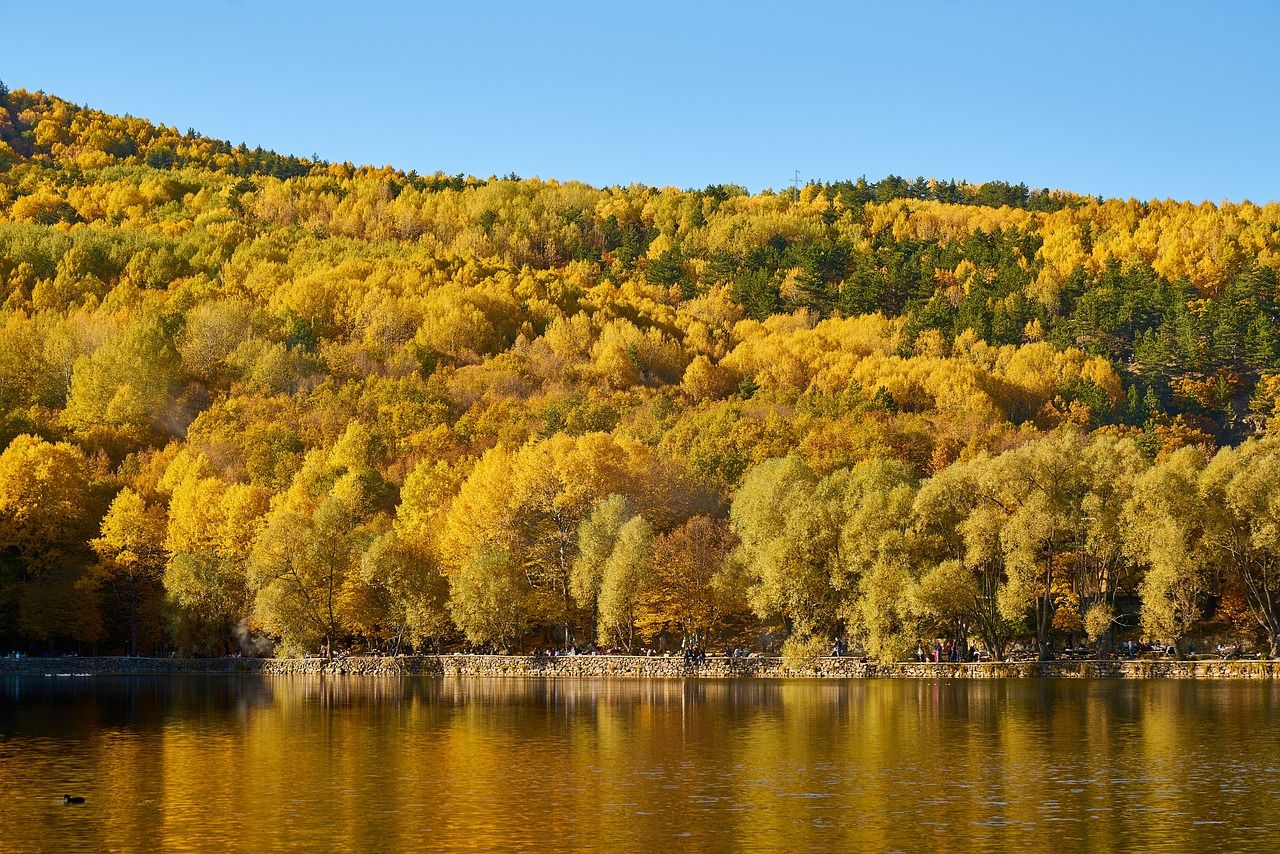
[4,654,1280,679]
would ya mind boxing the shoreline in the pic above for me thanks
[3,654,1280,679]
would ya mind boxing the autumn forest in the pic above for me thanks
[4,82,1280,662]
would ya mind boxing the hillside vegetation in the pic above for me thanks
[3,81,1280,660]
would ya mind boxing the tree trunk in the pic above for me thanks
[1096,630,1112,661]
[129,585,138,657]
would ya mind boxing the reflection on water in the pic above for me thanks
[2,676,1279,852]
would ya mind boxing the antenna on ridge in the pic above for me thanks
[791,169,801,200]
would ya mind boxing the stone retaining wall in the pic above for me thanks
[4,654,1280,679]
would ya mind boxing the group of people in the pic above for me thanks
[682,646,708,665]
[914,641,980,663]
[532,646,596,657]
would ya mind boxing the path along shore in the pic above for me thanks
[4,654,1280,679]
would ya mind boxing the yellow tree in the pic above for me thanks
[442,433,651,648]
[165,475,268,653]
[0,434,102,646]
[90,488,167,655]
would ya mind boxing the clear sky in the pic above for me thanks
[4,1,1278,201]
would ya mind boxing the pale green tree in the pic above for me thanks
[1123,446,1211,657]
[909,456,1017,660]
[1072,436,1146,652]
[63,314,178,436]
[835,458,919,662]
[994,432,1090,660]
[448,547,533,650]
[570,493,634,631]
[248,496,362,656]
[596,515,653,650]
[730,456,845,650]
[1199,439,1280,655]
[359,531,451,652]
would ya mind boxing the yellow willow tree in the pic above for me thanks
[835,458,919,663]
[992,431,1092,660]
[729,456,847,652]
[909,455,1017,660]
[249,493,362,656]
[1123,446,1212,657]
[359,530,450,653]
[1070,436,1147,652]
[1198,438,1280,656]
[448,547,533,651]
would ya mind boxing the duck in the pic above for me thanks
[63,795,86,805]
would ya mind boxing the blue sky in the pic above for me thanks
[5,1,1277,201]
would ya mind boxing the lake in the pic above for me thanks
[2,676,1278,851]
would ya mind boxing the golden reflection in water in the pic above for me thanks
[2,677,1280,852]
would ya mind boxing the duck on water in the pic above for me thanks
[63,795,85,805]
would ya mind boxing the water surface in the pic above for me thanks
[2,676,1278,851]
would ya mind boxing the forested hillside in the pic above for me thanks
[4,82,1280,661]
